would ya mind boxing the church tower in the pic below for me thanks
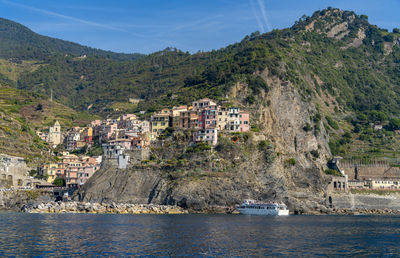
[49,120,61,145]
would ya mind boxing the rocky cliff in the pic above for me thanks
[77,71,332,213]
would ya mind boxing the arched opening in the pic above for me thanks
[1,174,5,179]
[334,182,337,188]
[7,175,13,184]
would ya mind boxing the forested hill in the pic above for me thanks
[6,8,400,117]
[2,8,400,161]
[0,18,144,61]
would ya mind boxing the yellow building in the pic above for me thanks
[217,106,229,130]
[170,106,187,128]
[45,163,58,183]
[150,109,171,140]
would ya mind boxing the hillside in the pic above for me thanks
[0,18,144,61]
[1,8,400,163]
[0,83,97,165]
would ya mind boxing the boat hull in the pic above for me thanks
[237,208,289,216]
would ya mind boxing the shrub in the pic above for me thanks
[286,158,296,166]
[53,178,65,187]
[303,123,313,132]
[324,169,342,177]
[326,116,339,130]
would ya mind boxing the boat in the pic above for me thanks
[236,199,289,216]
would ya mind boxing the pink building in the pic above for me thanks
[193,128,218,145]
[77,165,98,186]
[239,112,250,132]
[109,139,132,150]
[192,98,217,111]
[90,120,102,127]
[201,106,218,129]
[103,123,118,139]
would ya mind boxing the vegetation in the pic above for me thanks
[324,169,342,177]
[285,158,296,166]
[0,8,400,161]
[53,178,65,187]
[0,83,97,165]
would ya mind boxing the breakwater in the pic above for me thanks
[22,201,188,214]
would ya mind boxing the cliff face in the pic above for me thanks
[78,71,332,213]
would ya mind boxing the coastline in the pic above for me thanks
[18,201,400,216]
[21,201,188,214]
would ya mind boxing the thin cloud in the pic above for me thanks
[257,0,272,32]
[1,0,177,49]
[171,14,224,32]
[1,0,125,32]
[249,0,265,33]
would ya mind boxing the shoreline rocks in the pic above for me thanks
[22,201,188,214]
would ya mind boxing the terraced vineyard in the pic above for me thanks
[0,85,97,164]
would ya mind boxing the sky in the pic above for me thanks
[1,0,399,54]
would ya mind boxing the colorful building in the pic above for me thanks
[193,128,218,145]
[239,111,250,132]
[170,105,187,127]
[151,110,170,139]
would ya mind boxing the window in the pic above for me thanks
[161,122,165,126]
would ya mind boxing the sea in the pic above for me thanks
[0,213,399,257]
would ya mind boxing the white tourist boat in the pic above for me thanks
[236,199,289,216]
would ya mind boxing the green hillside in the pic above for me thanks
[0,18,144,61]
[0,84,97,164]
[1,8,400,162]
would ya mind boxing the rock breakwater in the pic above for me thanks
[22,201,188,214]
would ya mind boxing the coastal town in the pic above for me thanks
[1,98,250,190]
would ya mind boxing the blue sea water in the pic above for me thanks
[0,213,399,257]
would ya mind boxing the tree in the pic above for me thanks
[35,103,43,111]
[393,28,400,34]
[53,178,65,187]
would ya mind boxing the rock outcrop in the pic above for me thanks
[77,70,332,213]
[22,201,187,214]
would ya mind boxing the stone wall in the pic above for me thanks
[0,154,40,187]
[330,193,400,210]
[128,149,150,165]
[343,166,400,180]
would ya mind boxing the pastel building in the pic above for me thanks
[239,112,250,132]
[193,128,218,145]
[192,98,217,111]
[226,107,241,132]
[151,109,170,139]
[170,105,188,127]
[217,106,229,131]
[179,109,199,129]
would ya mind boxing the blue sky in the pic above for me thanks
[1,0,399,54]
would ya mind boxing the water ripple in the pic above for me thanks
[0,213,400,256]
